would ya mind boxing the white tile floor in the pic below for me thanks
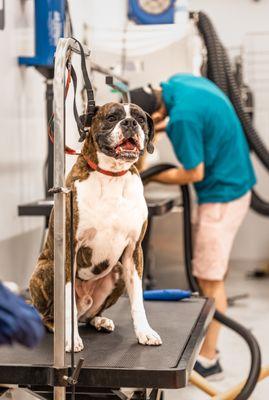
[165,261,269,399]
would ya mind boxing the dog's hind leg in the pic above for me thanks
[65,281,84,352]
[80,263,124,329]
[29,260,54,329]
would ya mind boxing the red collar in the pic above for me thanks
[85,157,129,177]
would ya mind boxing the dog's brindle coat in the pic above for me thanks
[30,102,162,352]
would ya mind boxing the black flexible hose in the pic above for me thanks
[196,11,269,215]
[214,311,261,399]
[251,189,269,216]
[141,164,261,400]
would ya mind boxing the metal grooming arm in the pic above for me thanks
[90,61,130,102]
[53,37,90,400]
[90,62,128,85]
[105,76,130,103]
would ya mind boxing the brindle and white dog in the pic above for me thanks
[30,102,162,352]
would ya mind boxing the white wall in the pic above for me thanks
[190,0,269,48]
[0,1,45,287]
[0,0,87,287]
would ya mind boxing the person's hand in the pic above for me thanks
[152,107,168,133]
[152,110,164,124]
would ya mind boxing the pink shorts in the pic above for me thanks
[192,191,251,281]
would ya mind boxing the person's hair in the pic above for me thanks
[129,85,163,115]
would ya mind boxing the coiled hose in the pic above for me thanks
[194,11,269,216]
[141,163,261,400]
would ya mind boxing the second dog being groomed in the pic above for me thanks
[30,102,162,352]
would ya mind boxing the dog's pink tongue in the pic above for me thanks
[123,140,135,150]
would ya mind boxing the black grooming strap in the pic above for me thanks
[70,39,96,142]
[69,39,95,142]
[70,64,88,142]
[75,39,96,123]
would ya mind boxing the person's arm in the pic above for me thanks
[152,162,204,185]
[155,118,205,185]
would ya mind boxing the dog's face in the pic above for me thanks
[90,102,154,162]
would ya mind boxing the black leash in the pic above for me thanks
[70,64,88,141]
[48,192,84,398]
[48,38,97,147]
[68,188,84,400]
[70,38,96,142]
[70,189,75,399]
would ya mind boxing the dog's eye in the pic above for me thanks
[137,116,145,124]
[107,115,117,122]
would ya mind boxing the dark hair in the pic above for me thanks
[129,86,161,115]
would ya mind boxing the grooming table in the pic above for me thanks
[18,198,54,218]
[18,192,180,219]
[0,297,213,390]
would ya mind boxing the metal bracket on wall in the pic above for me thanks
[106,75,130,103]
[90,61,130,102]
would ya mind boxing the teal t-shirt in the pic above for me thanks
[161,74,256,204]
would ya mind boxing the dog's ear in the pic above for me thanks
[78,107,100,142]
[80,106,100,128]
[145,112,154,154]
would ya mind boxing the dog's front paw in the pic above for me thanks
[90,316,115,332]
[65,335,84,352]
[136,327,162,346]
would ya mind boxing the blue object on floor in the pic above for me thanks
[0,282,45,348]
[143,289,192,301]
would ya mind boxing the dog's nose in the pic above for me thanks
[121,118,138,129]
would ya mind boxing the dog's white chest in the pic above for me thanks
[75,171,147,270]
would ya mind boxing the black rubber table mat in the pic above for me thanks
[0,297,205,370]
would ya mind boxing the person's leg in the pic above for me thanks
[198,279,227,359]
[192,192,251,372]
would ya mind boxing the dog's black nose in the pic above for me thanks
[121,118,138,129]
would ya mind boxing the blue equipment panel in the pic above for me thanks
[128,0,176,25]
[19,0,65,68]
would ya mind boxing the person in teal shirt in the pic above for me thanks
[130,74,256,378]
